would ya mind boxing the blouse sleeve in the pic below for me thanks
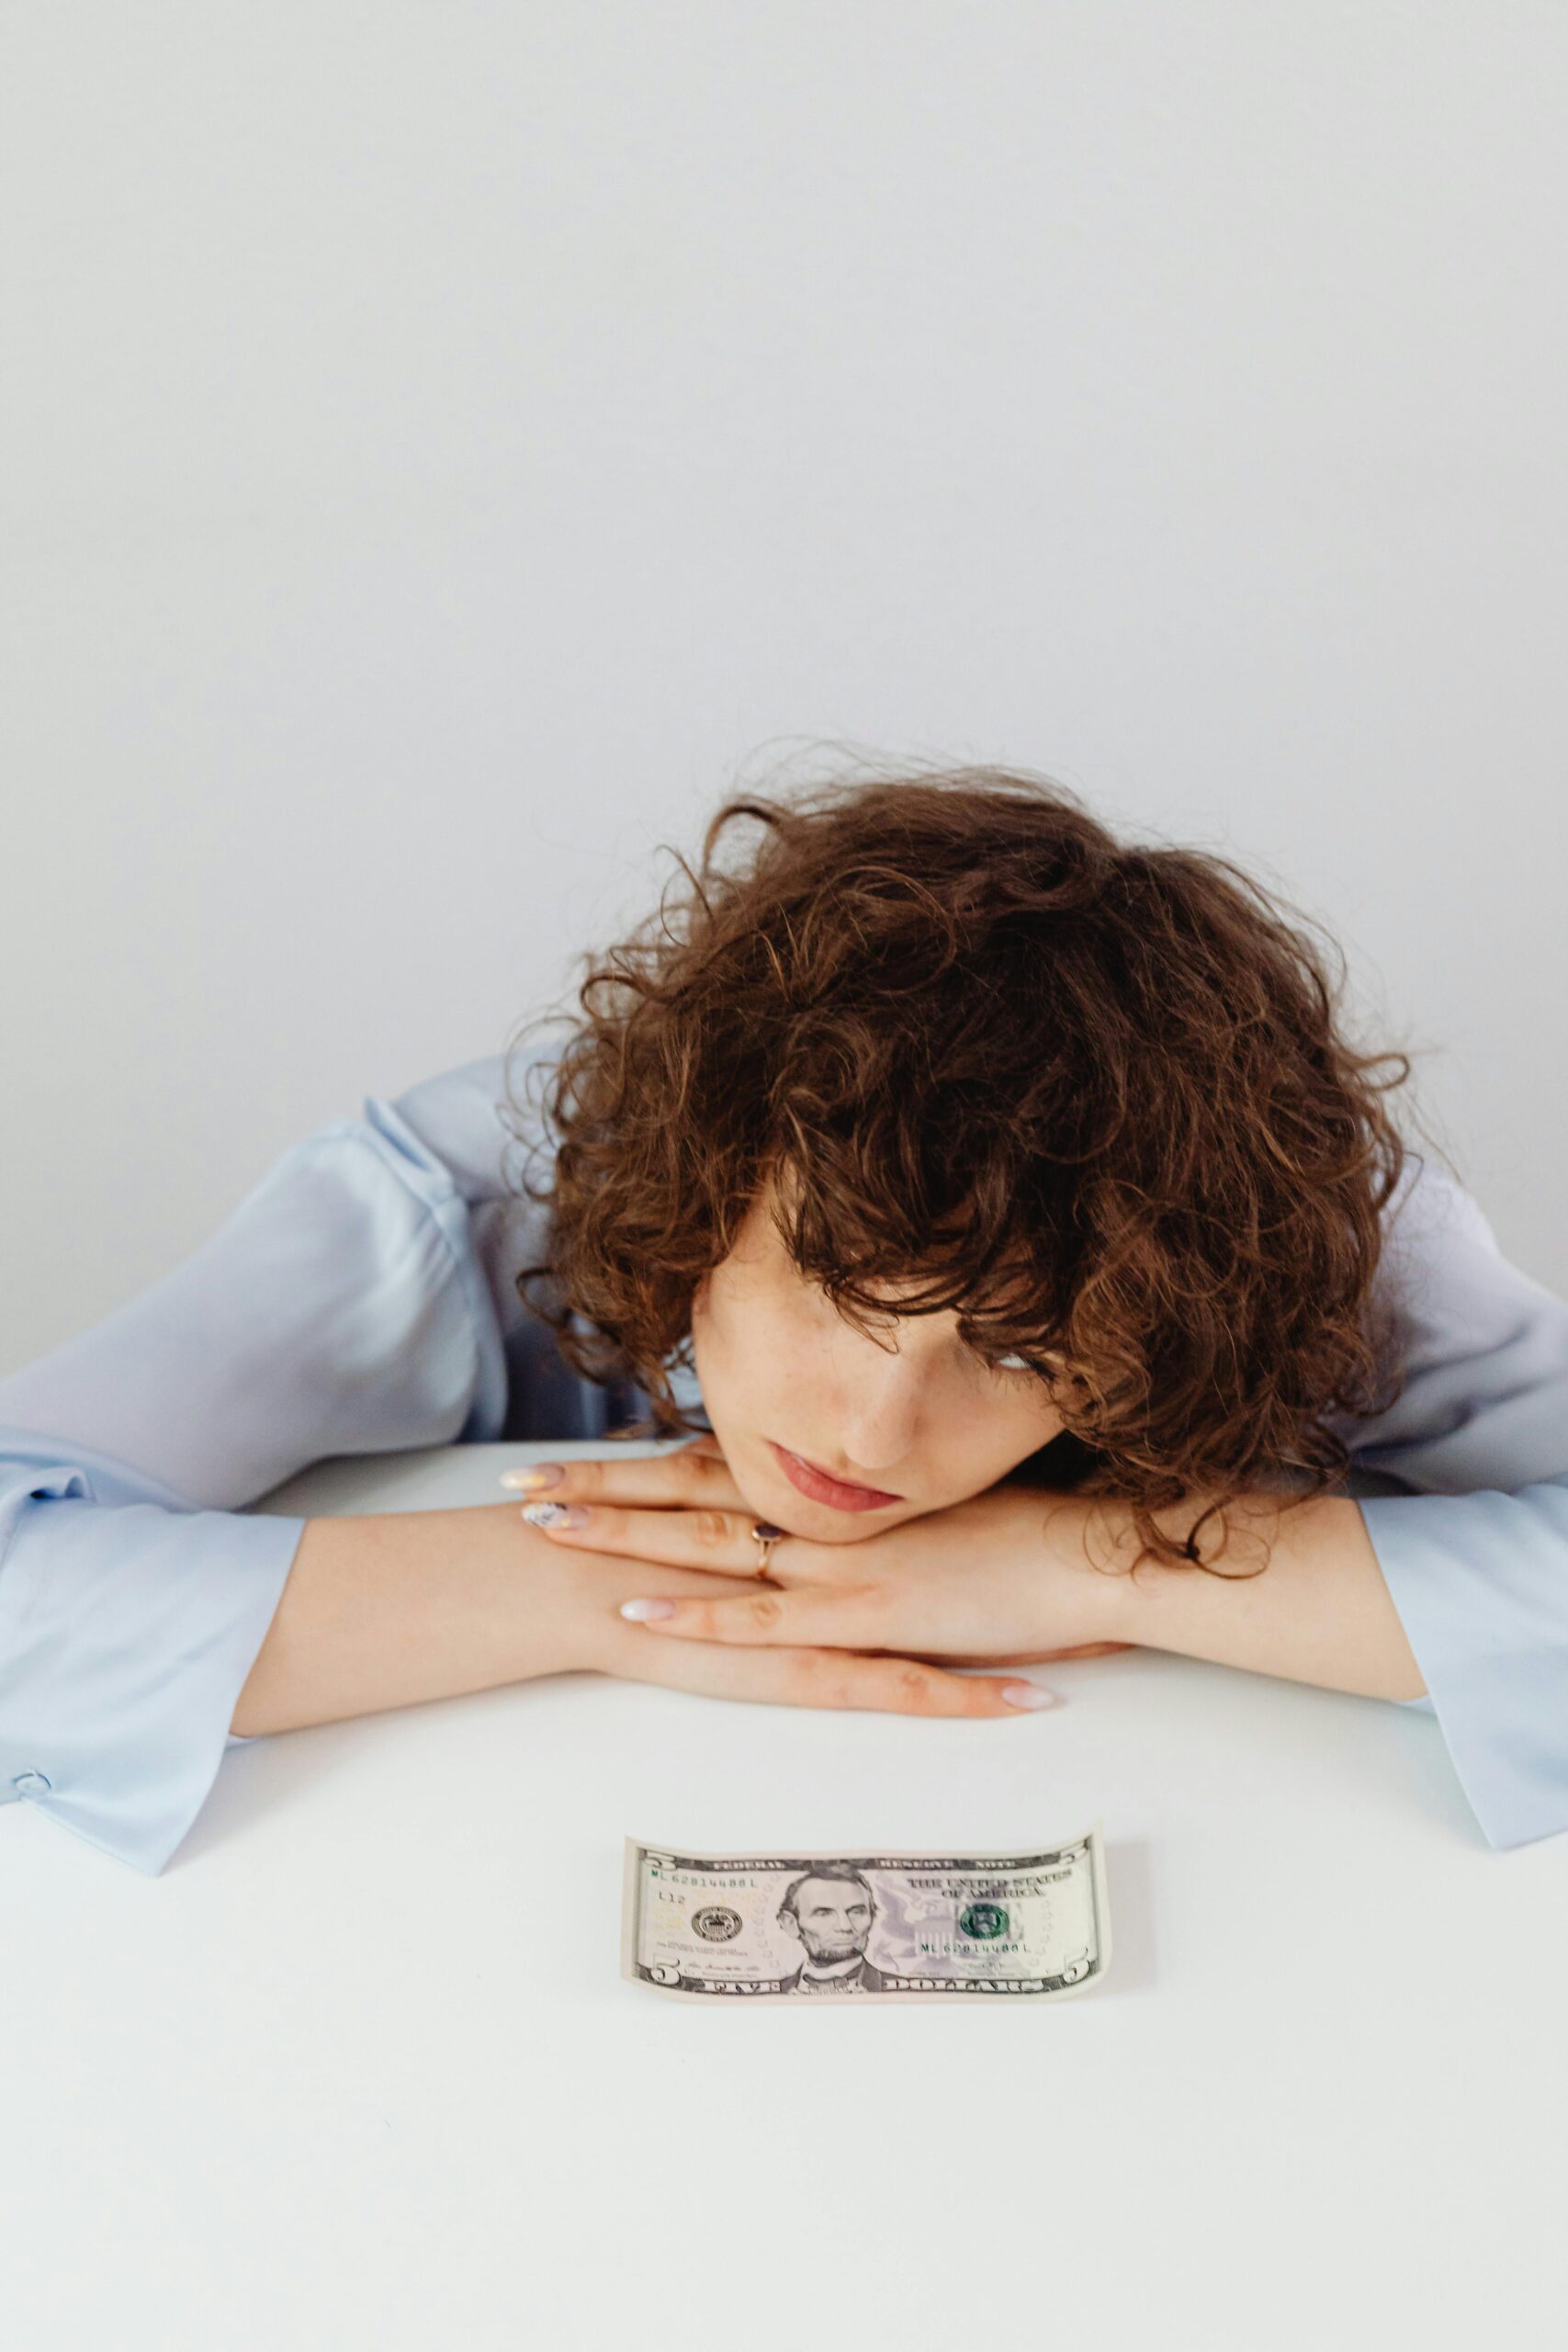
[1325,1153,1568,1849]
[0,1054,527,1879]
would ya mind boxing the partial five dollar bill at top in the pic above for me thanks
[622,1824,1111,2003]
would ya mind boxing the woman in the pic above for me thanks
[4,762,1566,1875]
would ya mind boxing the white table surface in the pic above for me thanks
[5,1438,1566,2352]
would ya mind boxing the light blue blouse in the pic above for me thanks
[2,1046,1565,1876]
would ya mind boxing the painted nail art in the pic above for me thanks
[521,1500,591,1529]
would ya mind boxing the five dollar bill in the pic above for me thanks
[623,1823,1111,2002]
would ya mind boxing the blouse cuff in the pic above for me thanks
[0,1464,306,1875]
[1358,1482,1568,1851]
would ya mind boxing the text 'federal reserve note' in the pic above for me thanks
[622,1825,1111,2003]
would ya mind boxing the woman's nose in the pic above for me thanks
[829,1346,926,1467]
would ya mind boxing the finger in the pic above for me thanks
[1048,1641,1135,1657]
[931,1642,1136,1667]
[521,1498,773,1574]
[522,1497,855,1587]
[501,1441,746,1511]
[616,1585,884,1647]
[603,1629,1058,1718]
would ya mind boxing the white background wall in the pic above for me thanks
[2,2,1563,1374]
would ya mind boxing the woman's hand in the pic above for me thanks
[503,1436,1132,1704]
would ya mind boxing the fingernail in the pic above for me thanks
[522,1501,591,1529]
[502,1464,564,1490]
[620,1598,676,1622]
[1000,1682,1059,1710]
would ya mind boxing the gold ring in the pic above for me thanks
[750,1521,784,1577]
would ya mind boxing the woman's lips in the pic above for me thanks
[767,1441,902,1511]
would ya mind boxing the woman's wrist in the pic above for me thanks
[1042,1486,1426,1700]
[994,1484,1134,1652]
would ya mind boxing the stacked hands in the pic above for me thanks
[499,1433,1134,1719]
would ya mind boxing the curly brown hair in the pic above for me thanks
[501,755,1438,1577]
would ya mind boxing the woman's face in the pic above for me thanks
[688,1169,1066,1537]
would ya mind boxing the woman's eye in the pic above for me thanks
[992,1352,1035,1374]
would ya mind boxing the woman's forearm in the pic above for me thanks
[229,1502,824,1736]
[1069,1488,1428,1702]
[231,1505,580,1736]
